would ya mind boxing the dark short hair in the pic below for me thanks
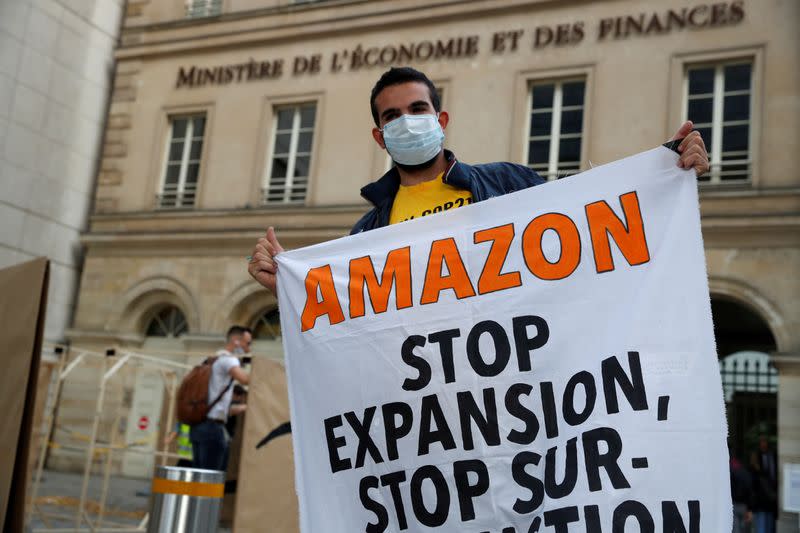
[226,325,249,340]
[369,67,441,126]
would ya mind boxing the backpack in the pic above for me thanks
[176,357,233,425]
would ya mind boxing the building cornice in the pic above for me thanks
[699,186,800,198]
[699,185,800,213]
[87,203,366,233]
[64,328,233,355]
[64,328,145,345]
[125,0,380,32]
[80,200,800,255]
[700,214,800,248]
[81,204,366,254]
[117,0,586,59]
[770,352,800,371]
[80,228,348,255]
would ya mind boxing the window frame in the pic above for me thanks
[512,65,593,178]
[251,307,281,341]
[683,59,754,184]
[261,103,318,205]
[669,46,763,189]
[144,305,189,338]
[185,0,223,18]
[525,77,588,181]
[156,113,208,209]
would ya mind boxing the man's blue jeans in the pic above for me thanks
[189,419,229,471]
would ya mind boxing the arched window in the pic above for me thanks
[720,351,778,403]
[144,306,188,337]
[711,296,777,458]
[252,308,281,340]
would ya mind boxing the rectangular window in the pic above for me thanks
[685,61,752,183]
[185,0,222,18]
[158,115,205,209]
[527,79,586,181]
[263,104,316,205]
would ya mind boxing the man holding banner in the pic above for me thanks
[247,67,730,532]
[247,66,709,288]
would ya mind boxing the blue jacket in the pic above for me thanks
[351,150,546,234]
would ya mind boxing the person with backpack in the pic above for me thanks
[187,325,252,471]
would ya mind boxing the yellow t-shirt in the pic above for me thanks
[389,173,474,225]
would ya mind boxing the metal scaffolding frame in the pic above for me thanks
[27,345,194,533]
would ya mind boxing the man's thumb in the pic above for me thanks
[671,120,693,141]
[266,226,284,252]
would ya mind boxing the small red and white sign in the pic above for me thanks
[137,415,149,431]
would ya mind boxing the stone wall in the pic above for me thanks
[0,0,124,341]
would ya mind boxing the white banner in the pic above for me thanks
[277,147,731,532]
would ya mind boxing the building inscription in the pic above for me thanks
[175,2,744,89]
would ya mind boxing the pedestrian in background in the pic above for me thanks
[165,423,194,467]
[730,449,754,533]
[190,326,251,471]
[750,435,777,533]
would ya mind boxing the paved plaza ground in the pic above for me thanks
[27,469,149,531]
[26,469,231,532]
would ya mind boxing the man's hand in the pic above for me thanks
[248,226,283,295]
[164,431,177,446]
[671,120,709,176]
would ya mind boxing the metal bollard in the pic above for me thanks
[148,466,225,533]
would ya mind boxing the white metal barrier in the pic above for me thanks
[27,345,196,532]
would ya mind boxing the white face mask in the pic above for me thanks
[381,114,445,166]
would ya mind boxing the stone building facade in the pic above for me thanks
[0,0,125,341]
[59,0,798,528]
